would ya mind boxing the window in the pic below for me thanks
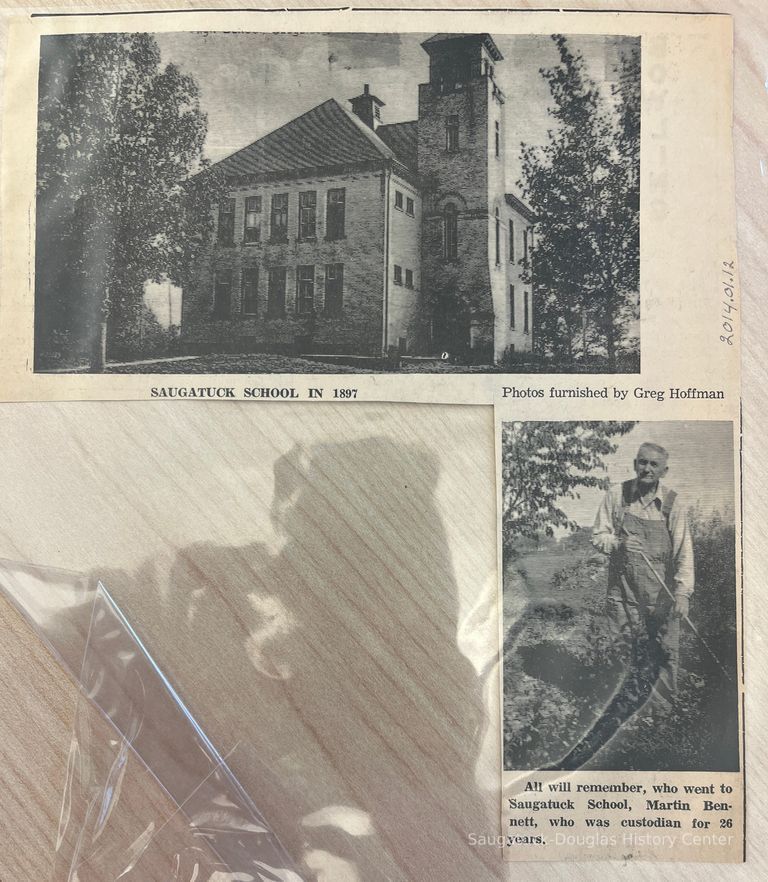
[394,190,404,211]
[298,191,317,240]
[241,267,258,315]
[270,193,288,242]
[296,265,315,314]
[524,290,530,333]
[217,198,235,245]
[509,285,515,329]
[495,121,500,158]
[446,115,459,152]
[523,228,529,266]
[324,264,344,317]
[326,188,345,240]
[444,204,458,259]
[393,264,403,285]
[267,266,286,316]
[495,207,500,265]
[406,197,415,217]
[244,196,262,243]
[508,220,515,263]
[405,268,413,289]
[212,270,232,318]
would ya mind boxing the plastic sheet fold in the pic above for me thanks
[0,559,302,882]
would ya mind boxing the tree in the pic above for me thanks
[613,41,640,214]
[501,420,636,551]
[35,33,223,370]
[519,36,640,371]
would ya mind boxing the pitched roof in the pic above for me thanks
[505,192,536,223]
[212,98,413,179]
[421,33,503,62]
[376,121,418,173]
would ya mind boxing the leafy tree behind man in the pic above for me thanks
[501,420,636,553]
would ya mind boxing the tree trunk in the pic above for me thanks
[605,323,617,372]
[89,287,109,372]
[564,312,577,363]
[90,318,108,372]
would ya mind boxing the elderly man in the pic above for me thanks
[592,441,694,705]
[544,442,695,770]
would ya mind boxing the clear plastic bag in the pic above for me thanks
[0,437,501,882]
[0,560,302,881]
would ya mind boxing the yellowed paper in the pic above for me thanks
[494,407,743,861]
[488,16,741,859]
[1,10,736,404]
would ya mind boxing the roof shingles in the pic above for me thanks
[213,99,414,179]
[376,121,418,173]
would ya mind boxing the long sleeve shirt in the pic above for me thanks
[592,481,695,598]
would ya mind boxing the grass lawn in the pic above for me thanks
[104,353,362,374]
[503,526,739,772]
[41,351,638,374]
[95,353,498,373]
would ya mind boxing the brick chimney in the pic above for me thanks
[349,84,384,130]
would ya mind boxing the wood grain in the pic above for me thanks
[0,2,765,880]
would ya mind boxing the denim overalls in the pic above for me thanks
[607,479,680,702]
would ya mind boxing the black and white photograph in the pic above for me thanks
[34,30,640,375]
[501,421,740,772]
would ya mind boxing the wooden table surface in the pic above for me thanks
[0,2,766,880]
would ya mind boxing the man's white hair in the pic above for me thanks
[637,442,669,461]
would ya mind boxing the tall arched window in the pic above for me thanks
[495,207,500,265]
[444,204,458,259]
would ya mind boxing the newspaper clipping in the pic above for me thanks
[0,3,744,867]
[0,9,735,404]
[496,414,742,862]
